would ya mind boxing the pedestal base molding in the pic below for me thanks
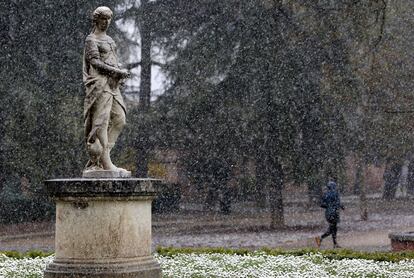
[44,256,161,278]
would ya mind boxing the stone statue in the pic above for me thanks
[82,6,131,177]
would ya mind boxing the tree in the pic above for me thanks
[0,0,124,222]
[143,1,352,225]
[114,0,414,223]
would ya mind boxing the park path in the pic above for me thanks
[281,228,410,251]
[0,223,410,252]
[1,197,414,253]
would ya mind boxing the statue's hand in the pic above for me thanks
[119,69,131,79]
[119,78,126,88]
[112,69,130,81]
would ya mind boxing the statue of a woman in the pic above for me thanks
[83,6,131,177]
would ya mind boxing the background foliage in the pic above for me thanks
[0,0,413,223]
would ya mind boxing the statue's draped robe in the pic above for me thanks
[83,34,126,168]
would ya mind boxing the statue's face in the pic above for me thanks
[95,15,111,32]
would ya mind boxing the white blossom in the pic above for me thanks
[2,253,413,278]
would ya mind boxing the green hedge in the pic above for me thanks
[0,250,53,259]
[156,246,414,262]
[4,247,414,263]
[0,195,54,224]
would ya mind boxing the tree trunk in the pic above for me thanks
[355,157,368,221]
[255,157,268,208]
[139,0,151,111]
[353,155,361,195]
[407,158,414,196]
[135,0,152,177]
[307,176,322,207]
[382,161,402,200]
[270,159,284,229]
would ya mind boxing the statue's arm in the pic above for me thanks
[85,38,127,78]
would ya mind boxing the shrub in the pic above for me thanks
[0,250,52,259]
[153,183,181,213]
[0,194,54,224]
[156,246,414,262]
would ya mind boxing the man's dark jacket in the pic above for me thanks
[321,181,344,223]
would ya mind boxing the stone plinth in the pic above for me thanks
[389,232,414,251]
[43,178,162,278]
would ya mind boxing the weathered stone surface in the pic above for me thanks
[83,6,131,173]
[54,200,152,259]
[44,256,161,278]
[44,178,159,199]
[44,178,161,278]
[82,169,132,179]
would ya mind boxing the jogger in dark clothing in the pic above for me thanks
[315,180,344,248]
[321,221,338,245]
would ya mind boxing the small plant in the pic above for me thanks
[0,250,53,259]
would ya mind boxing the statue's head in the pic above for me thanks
[92,6,113,32]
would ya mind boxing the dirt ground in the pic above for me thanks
[1,195,414,253]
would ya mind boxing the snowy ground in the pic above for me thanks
[1,195,414,252]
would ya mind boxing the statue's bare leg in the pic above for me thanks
[96,121,118,171]
[108,102,126,150]
[91,95,118,171]
[106,102,127,171]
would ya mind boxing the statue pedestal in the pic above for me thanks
[43,178,162,278]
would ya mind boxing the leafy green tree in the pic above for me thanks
[0,0,124,222]
[137,1,352,225]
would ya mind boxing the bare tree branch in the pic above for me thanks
[372,0,387,50]
[152,60,165,68]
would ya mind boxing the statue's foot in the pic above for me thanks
[98,150,131,177]
[84,165,104,172]
[116,167,131,178]
[101,158,118,172]
[102,164,131,177]
[103,164,118,171]
[115,166,127,172]
[83,166,131,178]
[102,164,127,173]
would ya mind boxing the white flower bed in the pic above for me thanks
[157,253,414,278]
[0,254,53,278]
[1,252,414,278]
